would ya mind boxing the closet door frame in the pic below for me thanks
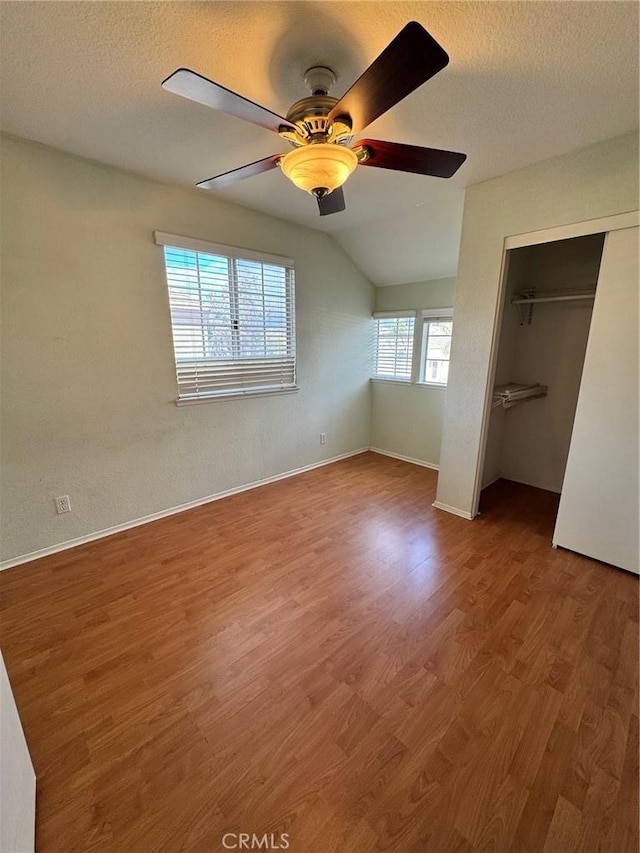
[472,209,639,519]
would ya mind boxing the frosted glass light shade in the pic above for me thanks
[281,144,358,194]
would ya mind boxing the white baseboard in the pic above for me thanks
[481,475,501,490]
[431,501,475,520]
[499,474,561,494]
[369,447,439,470]
[0,448,369,571]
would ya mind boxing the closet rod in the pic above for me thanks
[511,290,596,305]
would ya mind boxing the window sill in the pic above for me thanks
[176,386,299,406]
[371,377,411,386]
[371,378,448,389]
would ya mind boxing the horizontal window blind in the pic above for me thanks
[156,234,296,401]
[373,314,415,381]
[373,310,417,320]
[420,307,453,320]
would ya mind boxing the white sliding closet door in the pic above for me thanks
[553,226,639,573]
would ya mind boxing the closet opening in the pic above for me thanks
[479,232,605,515]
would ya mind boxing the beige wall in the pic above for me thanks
[371,277,455,466]
[437,131,639,516]
[374,277,455,313]
[0,135,374,563]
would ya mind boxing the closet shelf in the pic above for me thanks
[512,288,596,325]
[511,289,597,305]
[492,383,548,410]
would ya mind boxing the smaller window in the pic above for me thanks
[420,312,453,386]
[373,312,416,381]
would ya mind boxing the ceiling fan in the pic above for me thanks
[162,21,466,216]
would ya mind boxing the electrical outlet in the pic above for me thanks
[320,432,327,445]
[55,495,71,514]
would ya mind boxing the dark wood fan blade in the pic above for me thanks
[317,186,346,216]
[357,139,466,178]
[328,22,449,135]
[162,69,297,134]
[196,155,282,190]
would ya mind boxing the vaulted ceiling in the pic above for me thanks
[1,1,638,285]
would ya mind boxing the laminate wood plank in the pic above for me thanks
[543,795,583,853]
[452,681,538,845]
[509,683,564,787]
[515,790,556,853]
[0,455,637,852]
[605,712,639,853]
[471,772,529,851]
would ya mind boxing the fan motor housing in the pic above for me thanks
[284,96,352,146]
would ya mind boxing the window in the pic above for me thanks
[371,307,453,386]
[373,312,416,381]
[420,316,453,385]
[155,232,296,403]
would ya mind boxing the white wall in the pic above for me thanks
[0,135,374,564]
[483,234,604,492]
[370,277,455,466]
[436,131,639,516]
[0,651,35,853]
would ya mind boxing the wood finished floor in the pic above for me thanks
[1,452,638,853]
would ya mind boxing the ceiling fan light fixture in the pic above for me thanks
[280,143,358,196]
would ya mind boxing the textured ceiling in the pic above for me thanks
[1,1,638,285]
